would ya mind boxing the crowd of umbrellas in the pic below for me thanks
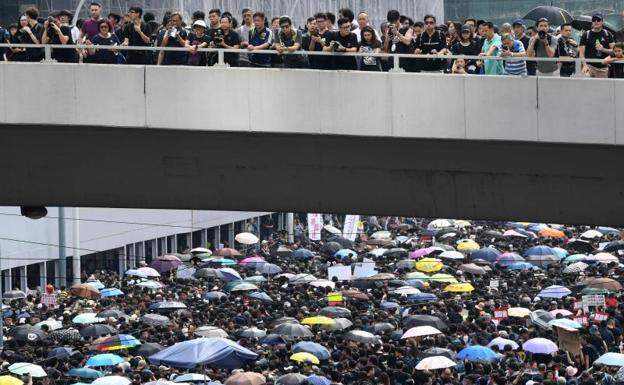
[3,219,624,385]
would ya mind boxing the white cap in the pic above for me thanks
[193,20,207,28]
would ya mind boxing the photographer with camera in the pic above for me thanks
[208,15,240,67]
[382,10,414,72]
[323,18,357,70]
[526,18,559,76]
[42,10,77,63]
[156,12,187,65]
[16,7,44,62]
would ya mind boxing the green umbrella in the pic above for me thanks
[580,287,611,295]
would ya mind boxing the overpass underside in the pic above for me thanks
[1,123,623,226]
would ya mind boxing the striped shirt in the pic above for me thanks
[504,40,527,76]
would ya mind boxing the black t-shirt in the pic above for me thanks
[419,29,446,71]
[186,32,210,66]
[9,30,29,61]
[91,33,120,64]
[316,30,335,70]
[518,34,536,75]
[22,23,44,62]
[582,343,600,364]
[303,32,326,69]
[156,27,188,65]
[609,58,624,78]
[209,29,241,67]
[123,22,151,64]
[328,31,358,70]
[580,29,614,68]
[47,25,76,62]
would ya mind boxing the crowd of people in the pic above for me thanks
[3,216,624,385]
[0,3,623,77]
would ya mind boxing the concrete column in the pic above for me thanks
[3,270,11,292]
[57,207,67,288]
[40,262,47,290]
[287,213,294,243]
[118,250,127,276]
[72,207,81,286]
[215,227,221,249]
[19,266,27,291]
[228,223,234,247]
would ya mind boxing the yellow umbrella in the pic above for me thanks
[301,316,336,325]
[508,307,531,317]
[430,274,458,283]
[290,352,320,364]
[457,239,480,251]
[415,258,443,273]
[443,282,474,293]
[0,376,24,385]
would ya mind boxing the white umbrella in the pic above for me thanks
[194,326,229,338]
[289,274,317,284]
[309,280,336,289]
[174,374,211,383]
[428,219,452,229]
[370,231,392,240]
[9,363,47,377]
[145,380,182,385]
[487,337,520,350]
[453,220,472,228]
[401,326,443,339]
[190,247,212,255]
[235,232,259,245]
[323,225,342,235]
[92,376,132,385]
[590,252,618,264]
[393,286,421,295]
[581,230,603,239]
[35,319,63,331]
[73,313,105,325]
[563,262,589,274]
[438,251,464,260]
[368,248,387,258]
[416,356,457,370]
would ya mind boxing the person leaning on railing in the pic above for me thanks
[85,18,121,64]
[526,18,559,76]
[42,10,77,63]
[500,33,527,76]
[121,6,152,65]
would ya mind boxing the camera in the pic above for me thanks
[330,40,341,51]
[169,27,178,38]
[213,36,223,44]
[47,16,55,24]
[538,30,547,39]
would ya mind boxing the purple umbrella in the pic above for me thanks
[150,255,182,273]
[522,338,558,354]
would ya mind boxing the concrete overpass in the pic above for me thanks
[1,62,623,225]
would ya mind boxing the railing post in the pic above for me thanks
[389,54,404,73]
[42,45,56,63]
[573,58,582,77]
[212,49,230,68]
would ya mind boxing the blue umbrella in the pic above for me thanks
[203,291,227,301]
[259,334,287,346]
[507,262,536,271]
[528,223,549,232]
[496,253,525,266]
[243,275,267,284]
[292,248,314,259]
[67,368,103,379]
[86,353,125,367]
[249,292,273,302]
[552,248,569,259]
[307,375,331,385]
[48,347,76,360]
[86,280,105,290]
[597,227,619,236]
[408,293,438,303]
[293,341,330,360]
[538,285,571,299]
[100,288,124,298]
[335,249,357,259]
[595,352,624,366]
[548,319,582,329]
[456,346,498,362]
[515,229,537,238]
[524,245,556,257]
[469,248,500,263]
[380,301,401,309]
[405,279,426,288]
[216,268,242,282]
[149,337,257,369]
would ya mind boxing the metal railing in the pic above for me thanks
[0,42,612,75]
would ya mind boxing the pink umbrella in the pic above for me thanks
[503,230,528,238]
[150,255,182,273]
[240,257,266,265]
[137,267,160,277]
[522,338,558,354]
[409,248,435,259]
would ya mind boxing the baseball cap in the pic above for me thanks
[461,24,471,32]
[512,19,525,26]
[592,13,604,20]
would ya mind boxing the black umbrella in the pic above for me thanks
[140,314,170,327]
[270,317,299,327]
[345,330,380,344]
[275,373,307,385]
[194,268,218,278]
[417,347,455,360]
[571,15,616,34]
[3,290,26,300]
[402,315,448,330]
[79,324,117,338]
[319,306,352,318]
[566,239,595,254]
[96,310,129,320]
[8,325,47,342]
[383,248,409,258]
[523,6,573,26]
[373,322,396,333]
[49,328,83,343]
[135,342,164,357]
[604,240,624,253]
[327,236,354,249]
[271,323,313,339]
[321,241,342,255]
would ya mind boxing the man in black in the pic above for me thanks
[382,9,414,72]
[209,15,240,67]
[41,11,76,63]
[307,13,333,70]
[579,12,615,78]
[557,23,578,77]
[301,17,320,68]
[324,18,357,70]
[156,12,187,65]
[417,14,445,72]
[122,6,152,65]
[22,7,44,62]
[513,19,535,75]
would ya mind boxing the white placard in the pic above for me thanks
[328,265,352,281]
[307,213,323,241]
[343,215,360,242]
[353,262,377,278]
[489,280,499,288]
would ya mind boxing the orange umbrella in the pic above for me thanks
[70,283,100,299]
[538,228,566,238]
[213,248,242,257]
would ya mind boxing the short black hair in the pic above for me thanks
[307,16,315,23]
[424,14,436,23]
[143,12,154,22]
[107,12,120,23]
[89,2,102,8]
[221,14,232,24]
[464,18,476,24]
[387,10,400,23]
[414,21,424,28]
[535,17,549,27]
[339,8,354,22]
[192,10,205,20]
[209,8,221,16]
[252,12,265,20]
[561,22,572,29]
[483,21,494,29]
[326,12,336,24]
[279,16,292,26]
[128,6,143,17]
[337,17,350,27]
[314,12,327,21]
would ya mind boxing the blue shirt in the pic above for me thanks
[248,27,273,67]
[504,40,527,76]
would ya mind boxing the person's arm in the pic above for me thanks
[526,37,536,57]
[398,27,413,46]
[55,25,70,44]
[543,37,556,57]
[135,23,150,44]
[41,23,50,44]
[602,55,616,65]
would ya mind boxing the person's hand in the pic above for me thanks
[23,26,31,34]
[311,35,321,43]
[85,39,92,45]
[582,63,590,74]
[121,41,128,46]
[43,20,49,29]
[595,42,604,52]
[247,44,255,51]
[430,49,437,55]
[501,50,511,57]
[133,23,141,32]
[414,48,422,54]
[478,52,486,57]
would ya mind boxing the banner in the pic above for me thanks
[41,293,57,307]
[494,308,508,319]
[307,213,323,241]
[573,315,589,326]
[343,215,360,242]
[593,311,609,323]
[489,280,499,289]
[328,265,352,281]
[553,325,581,355]
[573,300,583,311]
[582,294,605,313]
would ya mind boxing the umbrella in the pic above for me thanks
[319,306,351,318]
[214,248,242,257]
[8,363,47,378]
[125,269,148,278]
[229,282,259,292]
[302,316,335,325]
[257,263,282,275]
[203,291,227,301]
[50,328,83,342]
[73,313,105,324]
[100,288,123,298]
[408,293,438,303]
[216,268,243,282]
[195,326,229,338]
[258,334,287,346]
[470,248,500,263]
[289,352,319,364]
[3,290,26,300]
[405,279,427,288]
[224,372,266,385]
[322,318,353,331]
[86,354,125,367]
[392,286,421,295]
[457,239,480,251]
[149,338,258,369]
[550,309,574,317]
[48,347,76,360]
[522,338,558,354]
[86,280,105,290]
[563,262,589,274]
[0,377,23,385]
[327,236,354,249]
[135,280,164,289]
[530,310,555,329]
[583,277,622,291]
[444,283,475,293]
[174,374,211,383]
[487,337,519,350]
[604,240,624,253]
[149,301,187,311]
[496,252,525,266]
[548,319,582,329]
[270,317,299,327]
[416,356,457,370]
[458,263,486,275]
[235,232,259,245]
[275,374,307,385]
[335,249,357,259]
[8,325,47,342]
[345,330,380,344]
[418,347,456,360]
[92,334,141,351]
[596,353,624,367]
[373,322,396,333]
[70,284,101,299]
[190,247,212,255]
[194,268,219,279]
[239,257,265,266]
[135,342,165,357]
[91,377,131,385]
[96,310,128,320]
[340,289,370,301]
[503,229,528,238]
[292,248,314,259]
[508,262,537,271]
[589,252,619,264]
[538,228,566,238]
[140,314,170,327]
[136,267,161,277]
[409,247,439,259]
[248,292,272,302]
[320,242,342,255]
[538,285,571,299]
[401,326,442,338]
[437,251,464,260]
[428,219,452,229]
[571,16,617,34]
[309,280,336,289]
[271,323,313,339]
[150,256,182,273]
[415,258,443,272]
[567,239,595,254]
[371,230,392,240]
[525,245,557,257]
[67,368,103,379]
[526,255,559,267]
[403,271,429,280]
[456,346,498,362]
[305,375,330,385]
[403,315,447,329]
[290,274,318,284]
[239,327,266,339]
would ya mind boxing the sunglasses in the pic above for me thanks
[592,18,603,22]
[280,24,290,28]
